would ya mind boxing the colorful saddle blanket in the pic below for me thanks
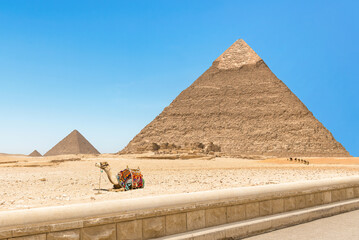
[117,168,144,190]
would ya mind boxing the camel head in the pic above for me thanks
[95,161,110,170]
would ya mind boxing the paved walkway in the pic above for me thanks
[245,210,359,240]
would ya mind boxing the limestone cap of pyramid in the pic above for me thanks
[70,129,80,136]
[213,39,262,70]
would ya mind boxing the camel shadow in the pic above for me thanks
[93,188,125,192]
[93,188,110,192]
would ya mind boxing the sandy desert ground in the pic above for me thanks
[0,154,359,211]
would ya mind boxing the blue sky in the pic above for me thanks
[0,1,358,156]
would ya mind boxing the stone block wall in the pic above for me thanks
[1,177,359,239]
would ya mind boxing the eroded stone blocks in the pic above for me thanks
[227,204,246,223]
[165,213,186,235]
[187,210,205,231]
[323,191,332,204]
[272,198,284,214]
[81,224,116,240]
[259,200,272,216]
[305,194,315,207]
[331,190,341,202]
[10,234,46,240]
[284,197,296,211]
[346,188,354,199]
[142,216,165,239]
[339,189,347,201]
[117,220,142,240]
[314,192,324,205]
[225,224,249,239]
[3,182,359,240]
[0,229,12,239]
[49,221,83,232]
[247,219,272,235]
[295,195,306,209]
[246,202,259,219]
[205,207,227,227]
[12,225,49,238]
[354,187,359,198]
[47,229,80,240]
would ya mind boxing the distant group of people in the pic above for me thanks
[287,157,310,165]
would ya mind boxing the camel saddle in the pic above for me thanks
[117,167,144,190]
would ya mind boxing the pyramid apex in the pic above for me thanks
[70,129,82,136]
[214,39,262,70]
[29,150,42,157]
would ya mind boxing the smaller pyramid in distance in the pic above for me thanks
[29,150,42,157]
[44,130,100,156]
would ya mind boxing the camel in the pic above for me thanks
[95,162,145,191]
[288,157,310,165]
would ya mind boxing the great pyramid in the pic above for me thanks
[29,150,42,157]
[44,130,100,156]
[121,39,350,157]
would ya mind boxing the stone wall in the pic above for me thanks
[1,176,359,239]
